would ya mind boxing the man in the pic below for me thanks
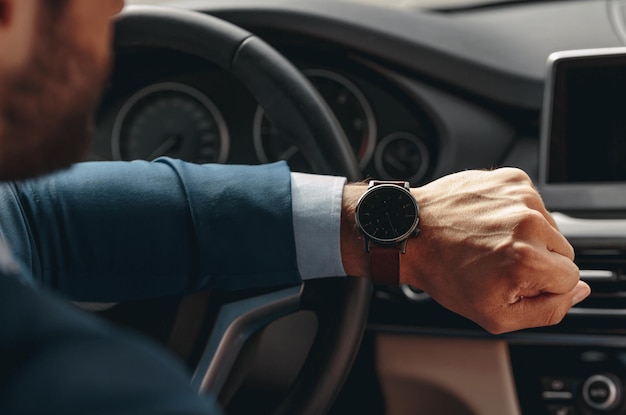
[0,0,590,413]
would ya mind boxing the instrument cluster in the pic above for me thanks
[93,48,439,185]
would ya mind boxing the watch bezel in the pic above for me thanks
[355,182,420,246]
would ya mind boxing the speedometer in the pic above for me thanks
[253,69,376,171]
[111,82,229,163]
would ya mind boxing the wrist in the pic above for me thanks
[341,182,426,287]
[399,187,431,290]
[340,184,369,278]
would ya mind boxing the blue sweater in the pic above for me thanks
[0,159,301,414]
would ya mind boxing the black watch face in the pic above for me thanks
[356,185,419,244]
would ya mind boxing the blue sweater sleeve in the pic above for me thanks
[0,274,224,415]
[0,159,301,302]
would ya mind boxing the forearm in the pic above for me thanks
[0,159,300,301]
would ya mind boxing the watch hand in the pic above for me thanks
[385,211,399,237]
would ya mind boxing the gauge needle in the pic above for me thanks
[148,135,179,160]
[279,145,299,161]
[384,153,405,171]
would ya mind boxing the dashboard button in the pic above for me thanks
[541,377,575,400]
[547,405,577,415]
[582,374,622,411]
[542,377,574,393]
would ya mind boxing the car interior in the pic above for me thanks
[85,0,626,414]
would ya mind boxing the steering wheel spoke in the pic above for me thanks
[191,285,303,396]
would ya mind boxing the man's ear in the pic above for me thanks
[0,0,37,74]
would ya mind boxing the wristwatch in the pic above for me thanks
[355,180,420,285]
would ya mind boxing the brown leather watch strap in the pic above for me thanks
[369,244,401,286]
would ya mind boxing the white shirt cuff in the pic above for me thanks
[291,172,347,280]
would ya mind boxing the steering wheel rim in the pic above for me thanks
[114,6,370,415]
[114,5,361,181]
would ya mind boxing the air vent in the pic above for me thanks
[552,212,626,317]
[570,248,626,315]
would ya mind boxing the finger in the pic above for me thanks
[516,210,575,260]
[516,245,580,296]
[523,186,559,231]
[535,203,559,230]
[572,280,592,305]
[507,182,560,231]
[487,281,590,334]
[518,188,559,230]
[517,280,591,326]
[496,169,559,232]
[542,223,575,261]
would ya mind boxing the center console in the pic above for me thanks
[511,345,626,415]
[512,47,626,415]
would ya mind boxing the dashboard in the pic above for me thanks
[99,1,626,414]
[94,39,440,184]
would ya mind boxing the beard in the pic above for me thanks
[0,6,110,181]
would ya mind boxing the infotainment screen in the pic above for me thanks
[539,47,626,211]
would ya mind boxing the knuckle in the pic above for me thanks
[497,240,533,278]
[496,237,520,261]
[515,210,545,233]
[517,187,540,205]
[499,167,531,184]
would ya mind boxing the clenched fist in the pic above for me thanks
[341,168,590,334]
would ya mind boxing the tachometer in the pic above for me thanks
[112,82,229,163]
[253,69,376,171]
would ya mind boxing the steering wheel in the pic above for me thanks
[114,6,371,415]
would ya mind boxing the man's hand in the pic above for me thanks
[341,168,591,334]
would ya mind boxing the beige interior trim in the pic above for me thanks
[376,334,521,415]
